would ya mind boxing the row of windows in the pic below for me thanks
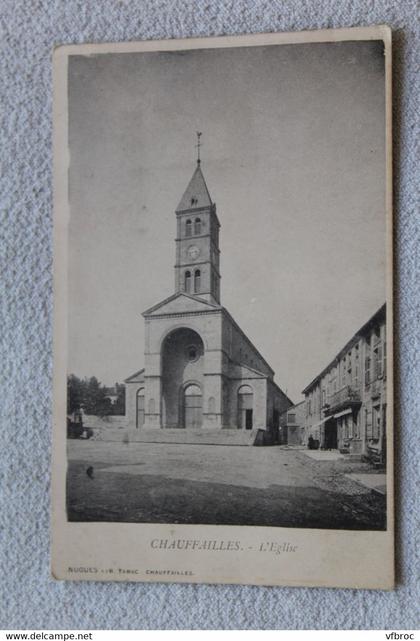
[184,217,220,245]
[185,269,201,293]
[185,218,201,237]
[306,338,386,416]
[365,343,386,385]
[183,269,220,298]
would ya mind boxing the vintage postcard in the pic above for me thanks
[52,25,394,588]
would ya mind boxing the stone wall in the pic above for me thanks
[82,414,128,429]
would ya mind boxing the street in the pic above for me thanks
[67,440,386,530]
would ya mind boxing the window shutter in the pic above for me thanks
[377,344,383,378]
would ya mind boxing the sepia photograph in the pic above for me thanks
[53,27,393,587]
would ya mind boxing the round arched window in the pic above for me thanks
[186,345,199,362]
[184,270,191,292]
[184,383,201,397]
[238,385,253,395]
[136,388,145,429]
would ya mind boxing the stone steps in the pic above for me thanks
[95,427,259,446]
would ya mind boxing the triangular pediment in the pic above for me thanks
[143,292,220,317]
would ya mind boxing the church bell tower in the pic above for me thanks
[174,134,221,306]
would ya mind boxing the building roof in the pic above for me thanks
[176,163,213,212]
[301,303,386,394]
[280,399,305,416]
[221,306,275,380]
[124,368,145,384]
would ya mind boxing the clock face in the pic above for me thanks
[187,245,200,260]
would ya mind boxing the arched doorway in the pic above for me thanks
[183,384,203,429]
[161,327,204,428]
[237,385,253,430]
[136,388,145,429]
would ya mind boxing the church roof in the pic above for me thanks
[229,361,267,379]
[176,163,213,212]
[124,368,145,384]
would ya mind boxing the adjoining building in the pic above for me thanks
[279,401,306,445]
[125,154,292,436]
[302,304,387,463]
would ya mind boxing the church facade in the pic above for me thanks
[125,157,292,435]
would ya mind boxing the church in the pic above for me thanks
[125,146,292,438]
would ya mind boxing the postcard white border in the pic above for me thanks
[52,25,394,589]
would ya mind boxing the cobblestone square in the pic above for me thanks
[67,440,386,530]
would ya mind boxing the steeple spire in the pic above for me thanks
[174,141,221,305]
[175,160,213,212]
[196,131,202,165]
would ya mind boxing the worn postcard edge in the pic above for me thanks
[51,25,394,589]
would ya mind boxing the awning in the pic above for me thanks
[310,417,331,429]
[333,408,353,419]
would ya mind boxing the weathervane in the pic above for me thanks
[196,131,202,164]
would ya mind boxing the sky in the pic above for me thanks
[67,40,386,402]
